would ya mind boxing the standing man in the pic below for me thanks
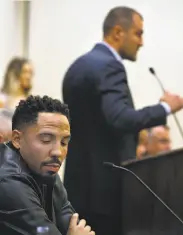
[62,6,183,235]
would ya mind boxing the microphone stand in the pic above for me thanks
[104,162,183,226]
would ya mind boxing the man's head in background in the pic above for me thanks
[103,6,144,61]
[146,125,171,156]
[0,109,13,142]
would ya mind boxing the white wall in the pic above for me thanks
[0,0,16,86]
[29,0,183,154]
[0,0,28,87]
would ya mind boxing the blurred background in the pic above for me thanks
[1,0,183,177]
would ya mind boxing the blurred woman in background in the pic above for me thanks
[0,57,34,110]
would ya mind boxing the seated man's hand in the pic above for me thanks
[67,213,95,235]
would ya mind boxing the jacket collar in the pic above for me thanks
[0,142,56,185]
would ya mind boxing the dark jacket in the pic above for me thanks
[0,142,75,235]
[62,43,167,216]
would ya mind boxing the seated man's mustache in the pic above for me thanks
[41,157,62,167]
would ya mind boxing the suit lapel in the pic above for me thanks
[92,43,135,109]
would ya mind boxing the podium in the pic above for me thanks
[121,148,183,235]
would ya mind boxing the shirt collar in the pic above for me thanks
[99,41,123,64]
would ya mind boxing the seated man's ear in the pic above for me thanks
[12,130,21,149]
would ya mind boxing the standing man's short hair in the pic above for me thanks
[103,6,143,36]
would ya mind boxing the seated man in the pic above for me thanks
[136,129,148,159]
[0,108,13,142]
[0,95,94,235]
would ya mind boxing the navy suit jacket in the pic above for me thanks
[62,43,166,216]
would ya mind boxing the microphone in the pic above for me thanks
[149,67,165,92]
[103,161,183,225]
[149,67,183,140]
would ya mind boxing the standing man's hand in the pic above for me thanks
[160,91,183,113]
